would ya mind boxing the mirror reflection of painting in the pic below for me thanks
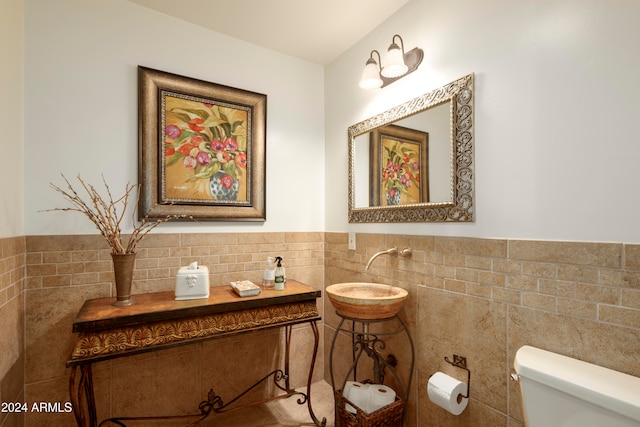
[348,73,473,223]
[370,124,428,206]
[162,93,250,205]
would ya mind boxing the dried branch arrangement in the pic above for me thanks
[44,174,187,254]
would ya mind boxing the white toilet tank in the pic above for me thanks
[514,345,640,427]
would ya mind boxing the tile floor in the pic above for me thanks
[201,380,335,427]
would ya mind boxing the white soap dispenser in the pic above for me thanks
[262,257,275,289]
[274,256,285,290]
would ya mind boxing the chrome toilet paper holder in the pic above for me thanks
[444,354,471,399]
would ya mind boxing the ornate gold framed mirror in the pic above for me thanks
[348,73,474,222]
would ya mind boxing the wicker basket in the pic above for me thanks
[335,390,404,427]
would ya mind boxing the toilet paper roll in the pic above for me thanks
[342,381,360,414]
[427,372,469,415]
[343,382,369,414]
[368,384,396,413]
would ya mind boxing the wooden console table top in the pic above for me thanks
[72,280,320,332]
[67,280,321,366]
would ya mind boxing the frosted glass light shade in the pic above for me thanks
[359,61,383,89]
[381,46,408,78]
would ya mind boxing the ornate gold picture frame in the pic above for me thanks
[138,66,266,221]
[370,124,429,206]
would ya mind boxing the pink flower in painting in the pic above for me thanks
[196,151,211,166]
[220,174,234,189]
[165,125,181,139]
[211,139,225,151]
[413,162,420,170]
[224,137,238,151]
[183,156,197,169]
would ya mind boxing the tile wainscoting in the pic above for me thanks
[2,232,640,426]
[0,236,26,427]
[324,233,640,427]
[22,232,324,427]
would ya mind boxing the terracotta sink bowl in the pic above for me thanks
[326,283,408,320]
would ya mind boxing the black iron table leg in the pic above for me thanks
[70,364,97,427]
[306,320,327,426]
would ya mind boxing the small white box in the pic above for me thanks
[175,265,210,300]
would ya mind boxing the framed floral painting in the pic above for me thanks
[138,66,266,221]
[370,124,429,206]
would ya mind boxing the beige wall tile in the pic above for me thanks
[19,232,325,426]
[622,289,640,309]
[444,254,466,267]
[466,282,492,298]
[111,349,202,417]
[575,283,619,304]
[326,233,640,426]
[201,332,274,404]
[42,251,71,264]
[24,375,83,427]
[25,285,110,383]
[466,255,493,271]
[557,263,598,283]
[557,297,597,319]
[455,268,478,282]
[436,236,507,258]
[0,236,25,427]
[478,270,506,287]
[508,305,640,423]
[444,279,467,293]
[508,304,640,380]
[598,304,640,329]
[0,298,23,394]
[509,240,621,267]
[506,275,537,292]
[522,292,556,311]
[538,279,575,297]
[521,261,556,278]
[11,232,640,427]
[599,268,640,289]
[491,287,521,305]
[492,258,521,274]
[417,287,508,413]
[624,244,640,270]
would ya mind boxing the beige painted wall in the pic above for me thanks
[0,0,24,238]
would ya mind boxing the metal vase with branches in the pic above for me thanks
[44,174,188,305]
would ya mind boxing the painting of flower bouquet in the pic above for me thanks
[370,124,429,206]
[163,96,248,203]
[138,67,266,221]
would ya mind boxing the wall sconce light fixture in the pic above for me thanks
[359,34,423,89]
